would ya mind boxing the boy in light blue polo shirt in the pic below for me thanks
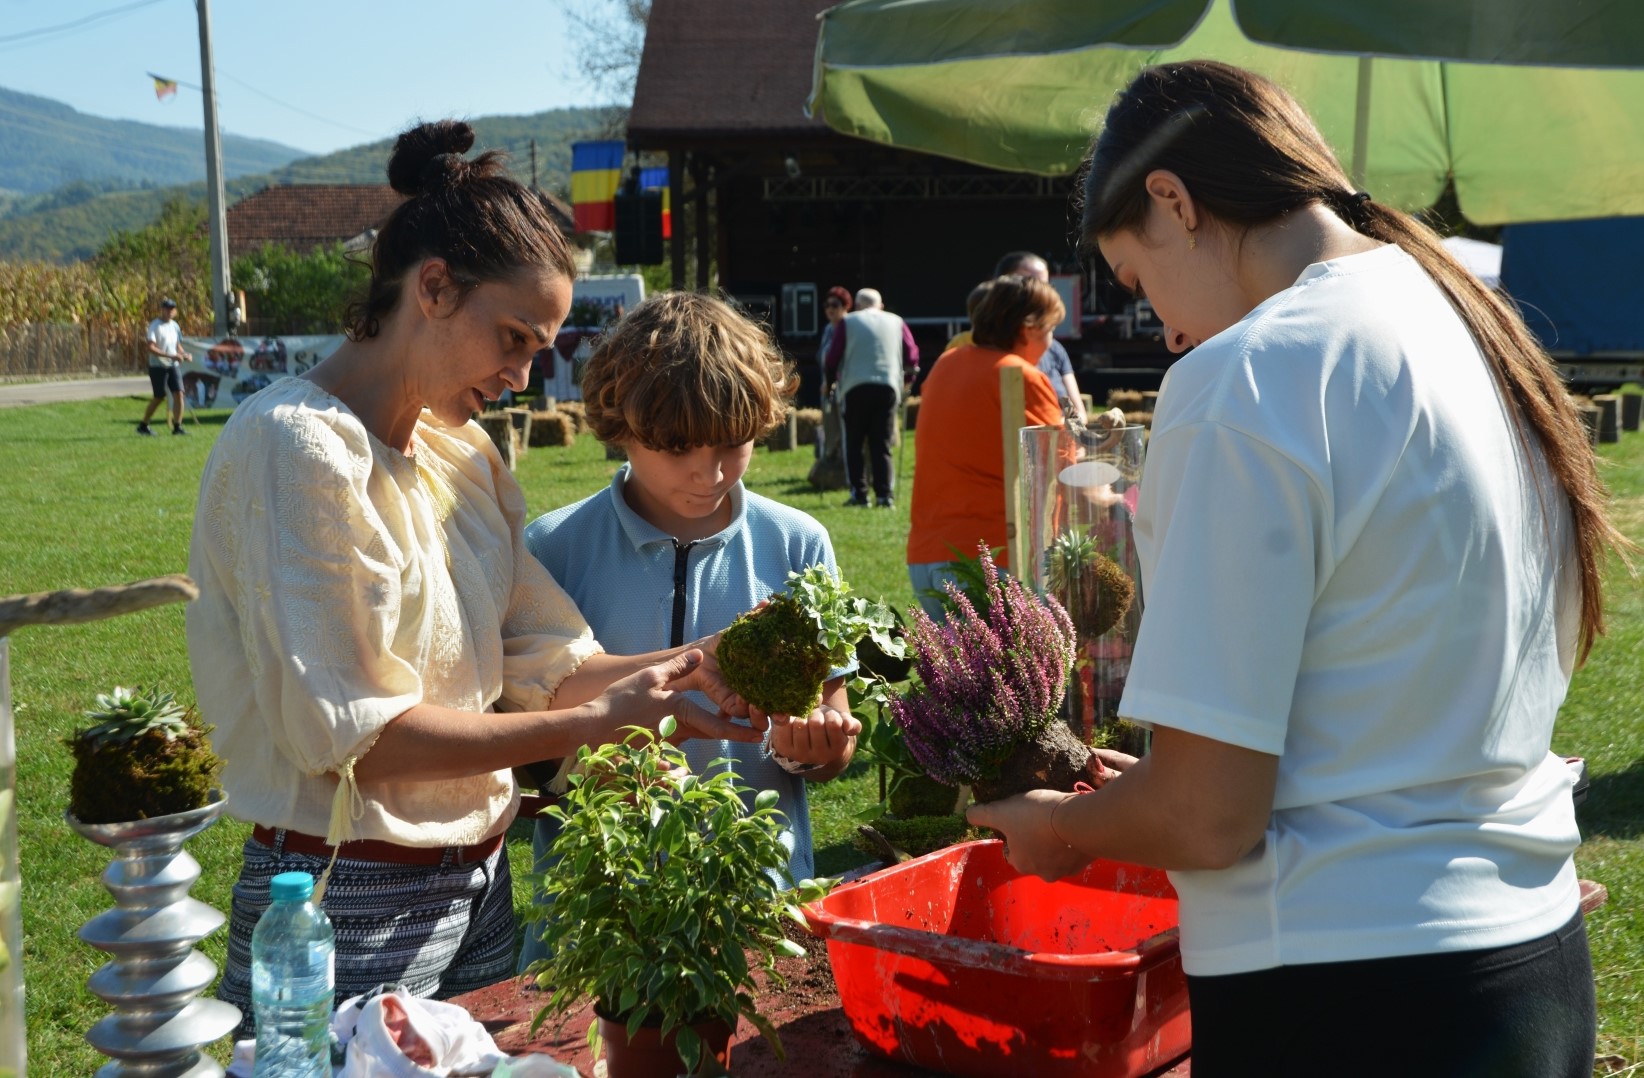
[518,292,859,971]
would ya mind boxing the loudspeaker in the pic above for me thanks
[613,189,665,265]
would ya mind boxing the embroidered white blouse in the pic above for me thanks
[186,377,601,846]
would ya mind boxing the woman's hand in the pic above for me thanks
[967,790,1093,881]
[594,650,764,743]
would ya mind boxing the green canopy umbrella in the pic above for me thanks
[808,0,1644,223]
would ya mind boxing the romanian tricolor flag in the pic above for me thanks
[639,165,671,239]
[570,140,624,232]
[150,73,178,102]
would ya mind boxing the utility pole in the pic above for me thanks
[196,0,232,336]
[530,139,539,190]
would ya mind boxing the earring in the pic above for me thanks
[1187,229,1197,250]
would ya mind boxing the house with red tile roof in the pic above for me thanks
[226,183,575,256]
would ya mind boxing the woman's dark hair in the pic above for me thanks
[970,275,1064,351]
[1079,59,1624,661]
[343,120,578,340]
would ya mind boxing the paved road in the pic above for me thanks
[0,376,151,409]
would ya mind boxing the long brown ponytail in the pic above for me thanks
[1080,60,1626,662]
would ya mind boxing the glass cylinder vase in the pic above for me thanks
[1018,424,1148,755]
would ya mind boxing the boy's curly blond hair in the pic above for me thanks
[580,291,796,452]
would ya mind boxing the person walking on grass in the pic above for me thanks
[138,298,188,436]
[824,287,919,508]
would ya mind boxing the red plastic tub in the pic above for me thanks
[804,840,1190,1078]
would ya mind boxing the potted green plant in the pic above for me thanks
[528,717,829,1077]
[717,565,902,716]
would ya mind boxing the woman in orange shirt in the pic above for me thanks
[907,275,1066,618]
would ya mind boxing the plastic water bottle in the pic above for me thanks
[251,870,335,1077]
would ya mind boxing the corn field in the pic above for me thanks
[0,260,208,379]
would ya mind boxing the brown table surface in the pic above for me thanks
[450,964,1190,1077]
[451,880,1609,1076]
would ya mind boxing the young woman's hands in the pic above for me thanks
[767,701,861,767]
[966,790,1092,881]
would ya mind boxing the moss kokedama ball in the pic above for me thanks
[1069,552,1136,639]
[68,727,221,825]
[718,595,834,717]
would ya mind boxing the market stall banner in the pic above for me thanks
[176,335,344,407]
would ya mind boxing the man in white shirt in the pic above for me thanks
[138,298,188,436]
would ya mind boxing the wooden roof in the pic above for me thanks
[629,0,836,141]
[227,184,576,255]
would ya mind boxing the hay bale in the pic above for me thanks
[1576,401,1601,447]
[1123,410,1152,430]
[530,411,576,448]
[792,408,823,448]
[1107,389,1145,411]
[1140,391,1160,412]
[557,400,588,434]
[903,397,921,432]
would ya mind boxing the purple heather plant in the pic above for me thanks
[889,545,1076,787]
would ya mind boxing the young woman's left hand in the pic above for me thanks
[967,790,1093,881]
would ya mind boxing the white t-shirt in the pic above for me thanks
[146,317,181,368]
[1120,245,1582,976]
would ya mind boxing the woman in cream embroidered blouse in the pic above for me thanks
[186,120,763,1031]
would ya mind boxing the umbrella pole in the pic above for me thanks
[1350,56,1373,189]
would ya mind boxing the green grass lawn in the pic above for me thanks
[1,393,1640,1073]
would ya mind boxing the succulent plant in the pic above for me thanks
[719,565,904,716]
[65,685,220,825]
[79,686,191,748]
[1044,529,1135,639]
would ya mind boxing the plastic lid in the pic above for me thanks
[269,871,315,902]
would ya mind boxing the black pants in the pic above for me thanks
[843,382,897,501]
[1186,909,1595,1077]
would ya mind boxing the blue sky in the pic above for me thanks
[0,0,618,156]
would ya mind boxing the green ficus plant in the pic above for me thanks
[65,685,221,824]
[718,565,904,716]
[528,717,831,1075]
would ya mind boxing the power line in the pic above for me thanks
[0,0,167,48]
[217,73,380,139]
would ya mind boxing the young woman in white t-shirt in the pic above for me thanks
[970,60,1624,1076]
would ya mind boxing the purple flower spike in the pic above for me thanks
[888,544,1076,786]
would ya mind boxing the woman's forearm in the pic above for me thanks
[352,699,615,783]
[548,649,690,709]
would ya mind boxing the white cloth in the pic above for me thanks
[1120,245,1582,976]
[226,990,582,1077]
[146,317,181,368]
[187,377,602,846]
[837,307,908,405]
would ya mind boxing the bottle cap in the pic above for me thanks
[269,871,315,902]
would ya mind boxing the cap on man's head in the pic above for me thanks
[160,298,178,309]
[854,287,883,310]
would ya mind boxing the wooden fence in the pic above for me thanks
[0,323,141,380]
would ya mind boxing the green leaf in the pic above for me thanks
[753,789,780,811]
[658,715,678,739]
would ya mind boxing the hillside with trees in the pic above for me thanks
[0,85,306,196]
[0,101,612,263]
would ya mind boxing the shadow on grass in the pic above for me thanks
[1581,759,1644,840]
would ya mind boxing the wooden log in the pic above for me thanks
[1577,403,1601,447]
[1592,394,1621,443]
[503,407,534,456]
[0,575,196,638]
[476,413,518,470]
[1621,391,1642,432]
[1000,365,1026,579]
[764,409,800,451]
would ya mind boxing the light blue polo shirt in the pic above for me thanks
[524,465,852,886]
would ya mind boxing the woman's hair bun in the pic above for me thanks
[387,120,479,196]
